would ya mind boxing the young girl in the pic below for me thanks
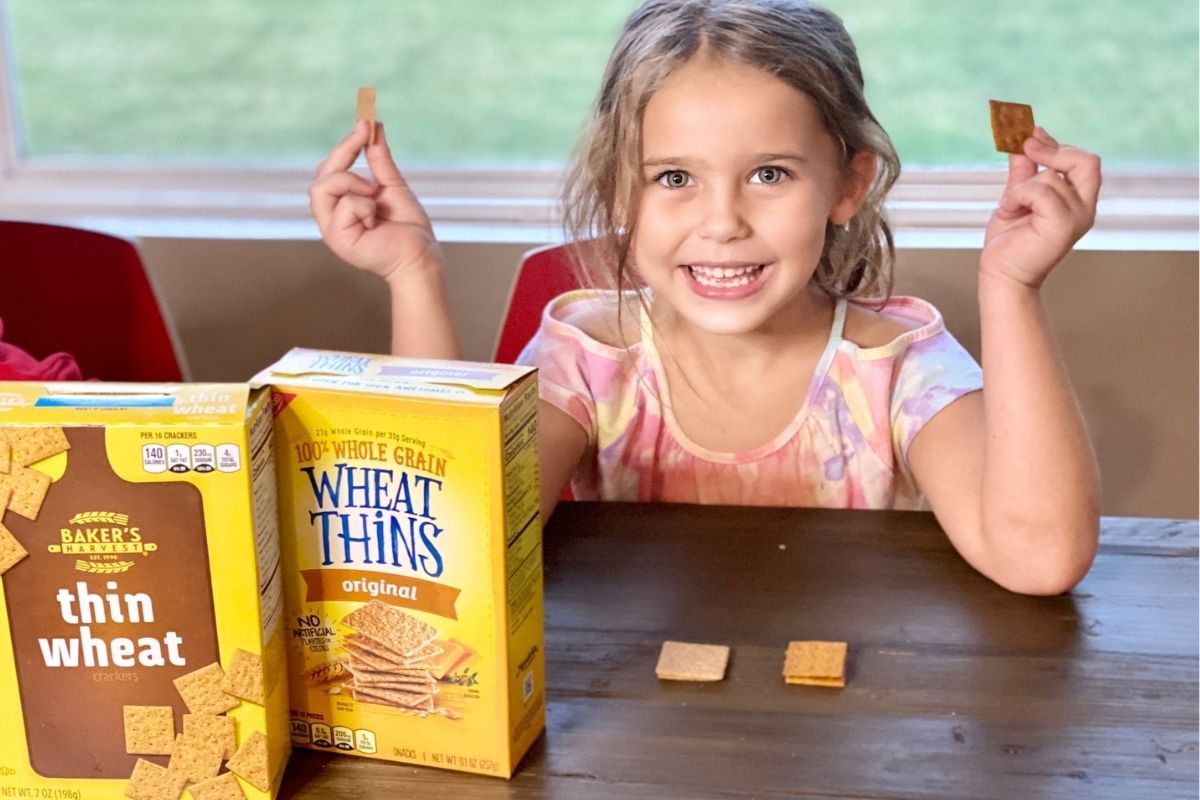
[309,0,1101,595]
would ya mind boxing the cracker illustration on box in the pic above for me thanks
[253,348,545,778]
[0,387,291,799]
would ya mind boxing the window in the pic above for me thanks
[1,0,1195,240]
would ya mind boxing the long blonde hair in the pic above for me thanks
[562,0,900,303]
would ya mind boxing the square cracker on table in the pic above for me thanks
[989,99,1035,154]
[173,662,240,715]
[340,600,439,658]
[655,640,730,682]
[783,640,848,688]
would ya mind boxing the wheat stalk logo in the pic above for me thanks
[75,560,135,574]
[68,511,129,525]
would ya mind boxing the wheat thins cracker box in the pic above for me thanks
[251,348,545,778]
[0,383,290,798]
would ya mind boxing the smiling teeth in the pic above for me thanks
[687,264,764,287]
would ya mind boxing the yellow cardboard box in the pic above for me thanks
[0,382,289,799]
[251,348,545,778]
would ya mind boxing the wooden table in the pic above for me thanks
[280,503,1198,800]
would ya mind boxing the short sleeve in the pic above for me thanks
[889,329,982,484]
[515,299,606,446]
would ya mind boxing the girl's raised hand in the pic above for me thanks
[982,127,1101,288]
[309,120,441,282]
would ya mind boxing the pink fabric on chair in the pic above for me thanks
[0,318,84,381]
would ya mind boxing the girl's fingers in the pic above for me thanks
[308,171,378,227]
[330,194,378,236]
[1023,130,1102,207]
[364,122,410,188]
[1003,151,1038,194]
[315,120,372,178]
[1001,178,1073,226]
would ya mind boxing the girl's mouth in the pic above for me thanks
[681,263,768,299]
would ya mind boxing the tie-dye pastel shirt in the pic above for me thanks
[517,291,982,510]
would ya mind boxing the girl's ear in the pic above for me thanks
[830,151,877,225]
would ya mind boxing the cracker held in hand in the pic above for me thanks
[357,86,377,145]
[655,640,730,682]
[989,99,1035,154]
[783,640,847,688]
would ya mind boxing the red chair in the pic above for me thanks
[492,243,582,364]
[0,221,187,381]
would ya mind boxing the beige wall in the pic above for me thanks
[140,237,1199,520]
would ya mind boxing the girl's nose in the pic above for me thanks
[698,187,749,242]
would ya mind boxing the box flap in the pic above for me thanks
[251,348,536,400]
[0,383,251,425]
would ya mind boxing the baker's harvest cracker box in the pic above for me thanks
[251,348,545,778]
[0,383,290,799]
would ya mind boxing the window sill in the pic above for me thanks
[0,164,1194,251]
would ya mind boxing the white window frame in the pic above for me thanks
[0,16,1194,249]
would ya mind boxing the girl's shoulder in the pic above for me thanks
[543,290,641,351]
[841,295,948,352]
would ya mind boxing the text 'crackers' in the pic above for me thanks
[251,348,546,778]
[0,383,290,799]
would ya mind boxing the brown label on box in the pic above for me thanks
[2,428,219,778]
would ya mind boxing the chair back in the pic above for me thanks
[0,221,187,381]
[492,243,582,364]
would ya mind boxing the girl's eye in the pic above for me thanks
[655,170,692,189]
[750,166,789,185]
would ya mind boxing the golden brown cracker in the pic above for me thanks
[125,758,188,800]
[226,730,270,792]
[783,640,847,688]
[0,521,28,574]
[183,713,237,760]
[357,86,377,145]
[4,425,70,466]
[167,732,224,783]
[1,465,51,520]
[341,600,439,657]
[123,705,176,756]
[220,648,265,705]
[173,662,239,715]
[654,640,730,682]
[989,99,1035,154]
[187,772,247,800]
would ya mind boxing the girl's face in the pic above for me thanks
[632,54,871,338]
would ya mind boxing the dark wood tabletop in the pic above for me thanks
[280,502,1198,800]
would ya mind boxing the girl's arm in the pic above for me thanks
[536,401,591,523]
[309,120,460,359]
[908,127,1102,596]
